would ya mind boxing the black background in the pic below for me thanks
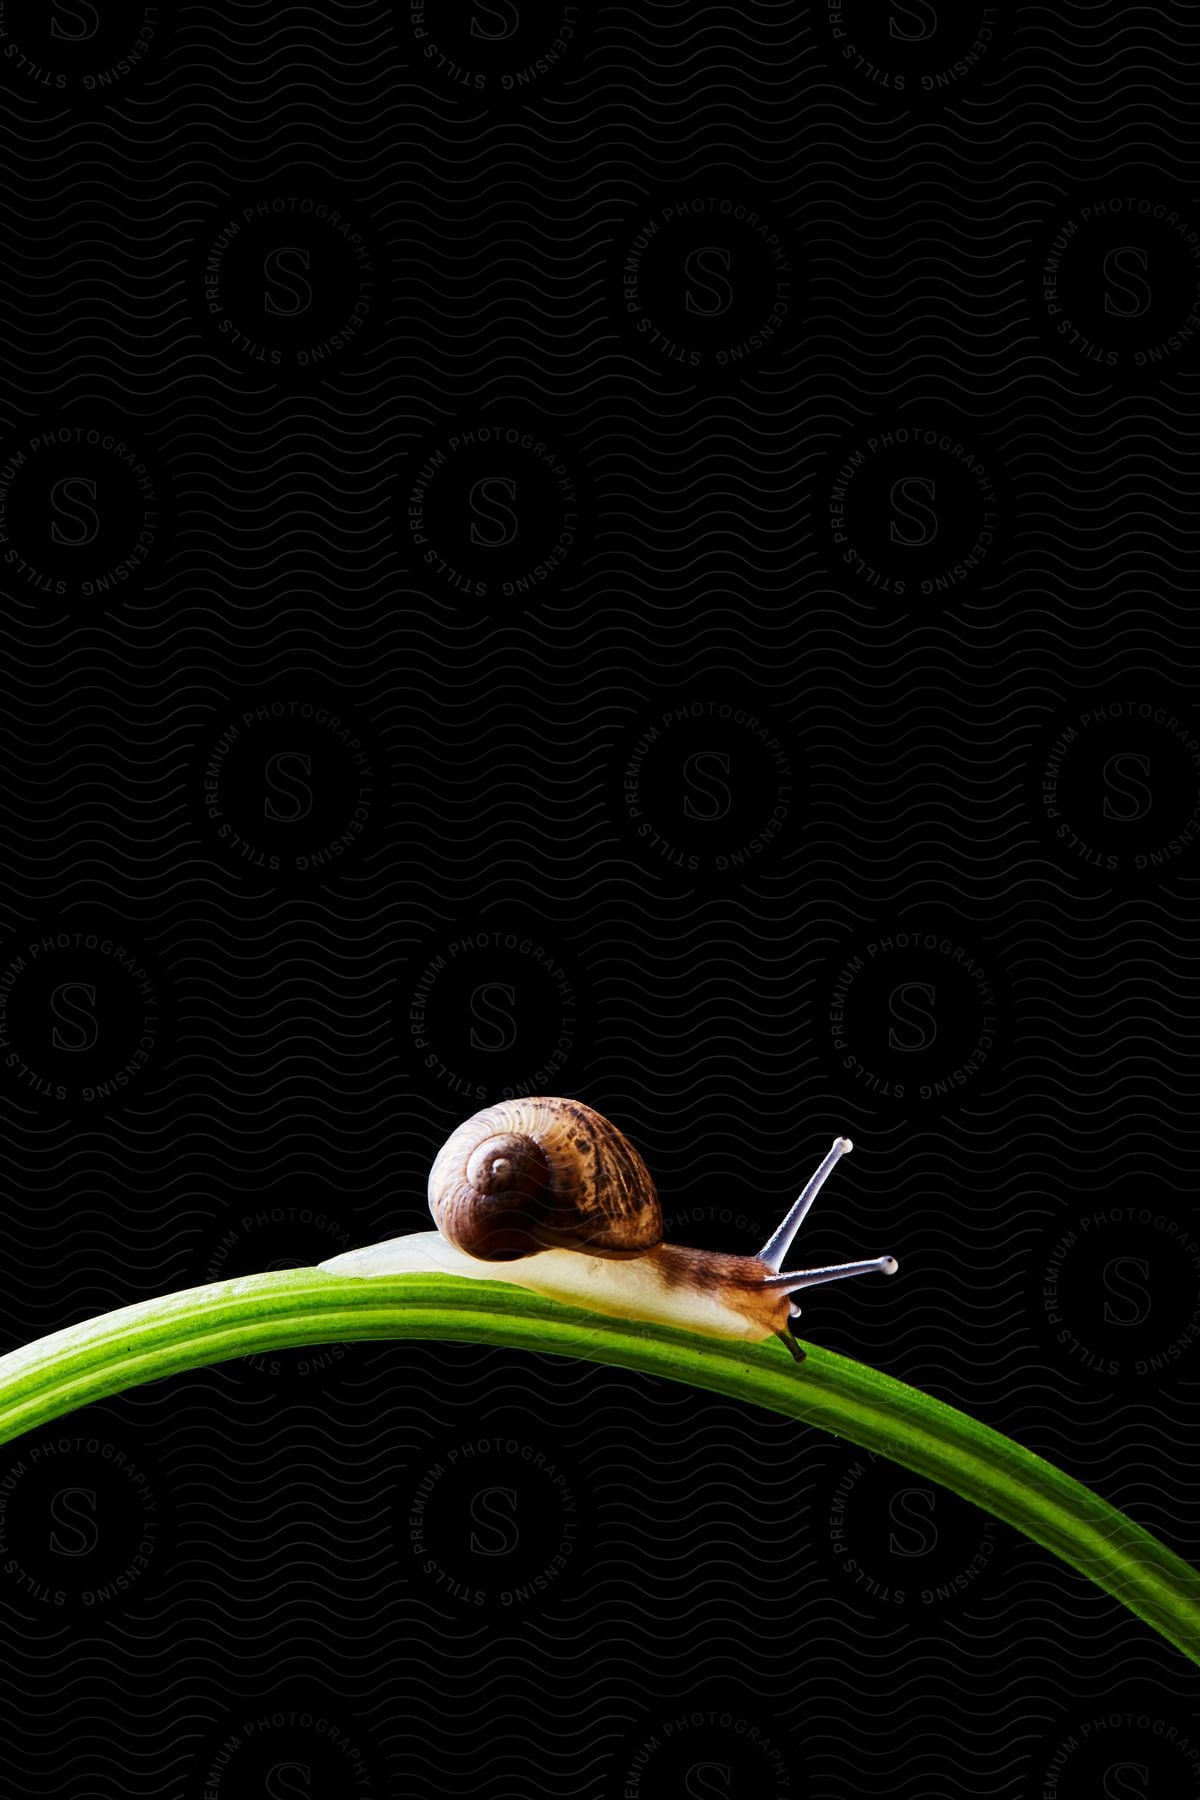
[2,4,1200,1796]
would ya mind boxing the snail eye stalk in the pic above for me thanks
[758,1136,898,1318]
[758,1135,855,1273]
[763,1256,899,1294]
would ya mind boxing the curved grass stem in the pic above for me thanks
[2,1265,1198,1666]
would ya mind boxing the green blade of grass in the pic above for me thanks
[2,1264,1197,1666]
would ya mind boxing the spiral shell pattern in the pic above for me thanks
[427,1096,662,1261]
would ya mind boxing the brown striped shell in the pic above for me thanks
[427,1097,662,1263]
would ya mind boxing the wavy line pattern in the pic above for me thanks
[1,0,1199,1794]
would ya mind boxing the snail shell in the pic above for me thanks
[428,1096,662,1262]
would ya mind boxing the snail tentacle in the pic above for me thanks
[759,1255,899,1293]
[758,1135,853,1273]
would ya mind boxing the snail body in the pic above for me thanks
[320,1097,898,1360]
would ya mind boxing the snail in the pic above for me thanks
[318,1097,898,1363]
